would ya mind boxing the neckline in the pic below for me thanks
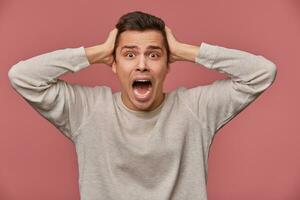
[115,92,169,117]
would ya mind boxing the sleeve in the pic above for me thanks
[7,46,100,141]
[184,42,277,137]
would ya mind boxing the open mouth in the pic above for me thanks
[132,79,153,102]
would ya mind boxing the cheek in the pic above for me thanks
[116,66,132,85]
[153,66,168,80]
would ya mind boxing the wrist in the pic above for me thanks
[84,44,108,64]
[174,42,200,63]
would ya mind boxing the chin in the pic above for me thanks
[129,94,155,111]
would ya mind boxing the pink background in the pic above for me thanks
[1,0,299,199]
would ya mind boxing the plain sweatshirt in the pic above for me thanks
[8,42,277,200]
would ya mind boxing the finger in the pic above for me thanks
[165,25,172,33]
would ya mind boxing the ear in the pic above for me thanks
[166,63,170,73]
[112,60,117,74]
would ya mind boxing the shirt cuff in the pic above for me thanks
[195,42,219,69]
[71,46,91,72]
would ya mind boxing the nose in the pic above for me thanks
[136,55,149,72]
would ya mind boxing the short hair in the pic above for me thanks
[113,11,170,64]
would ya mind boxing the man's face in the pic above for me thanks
[112,29,170,112]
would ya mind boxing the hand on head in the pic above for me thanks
[164,25,182,63]
[101,28,118,67]
[99,25,182,67]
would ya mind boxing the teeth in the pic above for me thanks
[137,80,149,82]
[132,79,152,87]
[135,80,151,83]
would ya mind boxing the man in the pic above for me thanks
[8,11,276,200]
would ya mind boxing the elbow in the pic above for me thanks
[231,55,277,96]
[262,57,277,87]
[8,65,18,87]
[8,61,24,88]
[244,56,277,95]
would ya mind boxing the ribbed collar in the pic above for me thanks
[114,92,169,118]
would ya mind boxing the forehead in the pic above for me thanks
[118,30,164,51]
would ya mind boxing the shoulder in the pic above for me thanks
[169,86,203,107]
[172,85,210,115]
[175,85,206,100]
[58,81,113,104]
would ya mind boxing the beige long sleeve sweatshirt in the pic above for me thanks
[8,42,277,200]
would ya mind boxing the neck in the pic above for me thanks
[121,92,166,112]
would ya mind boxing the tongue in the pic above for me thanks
[136,84,149,94]
[133,83,152,101]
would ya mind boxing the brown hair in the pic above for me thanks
[113,11,170,64]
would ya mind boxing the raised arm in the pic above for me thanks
[8,29,118,141]
[165,26,277,137]
[186,42,277,137]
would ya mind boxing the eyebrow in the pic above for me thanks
[120,45,163,51]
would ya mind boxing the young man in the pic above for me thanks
[8,11,276,200]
